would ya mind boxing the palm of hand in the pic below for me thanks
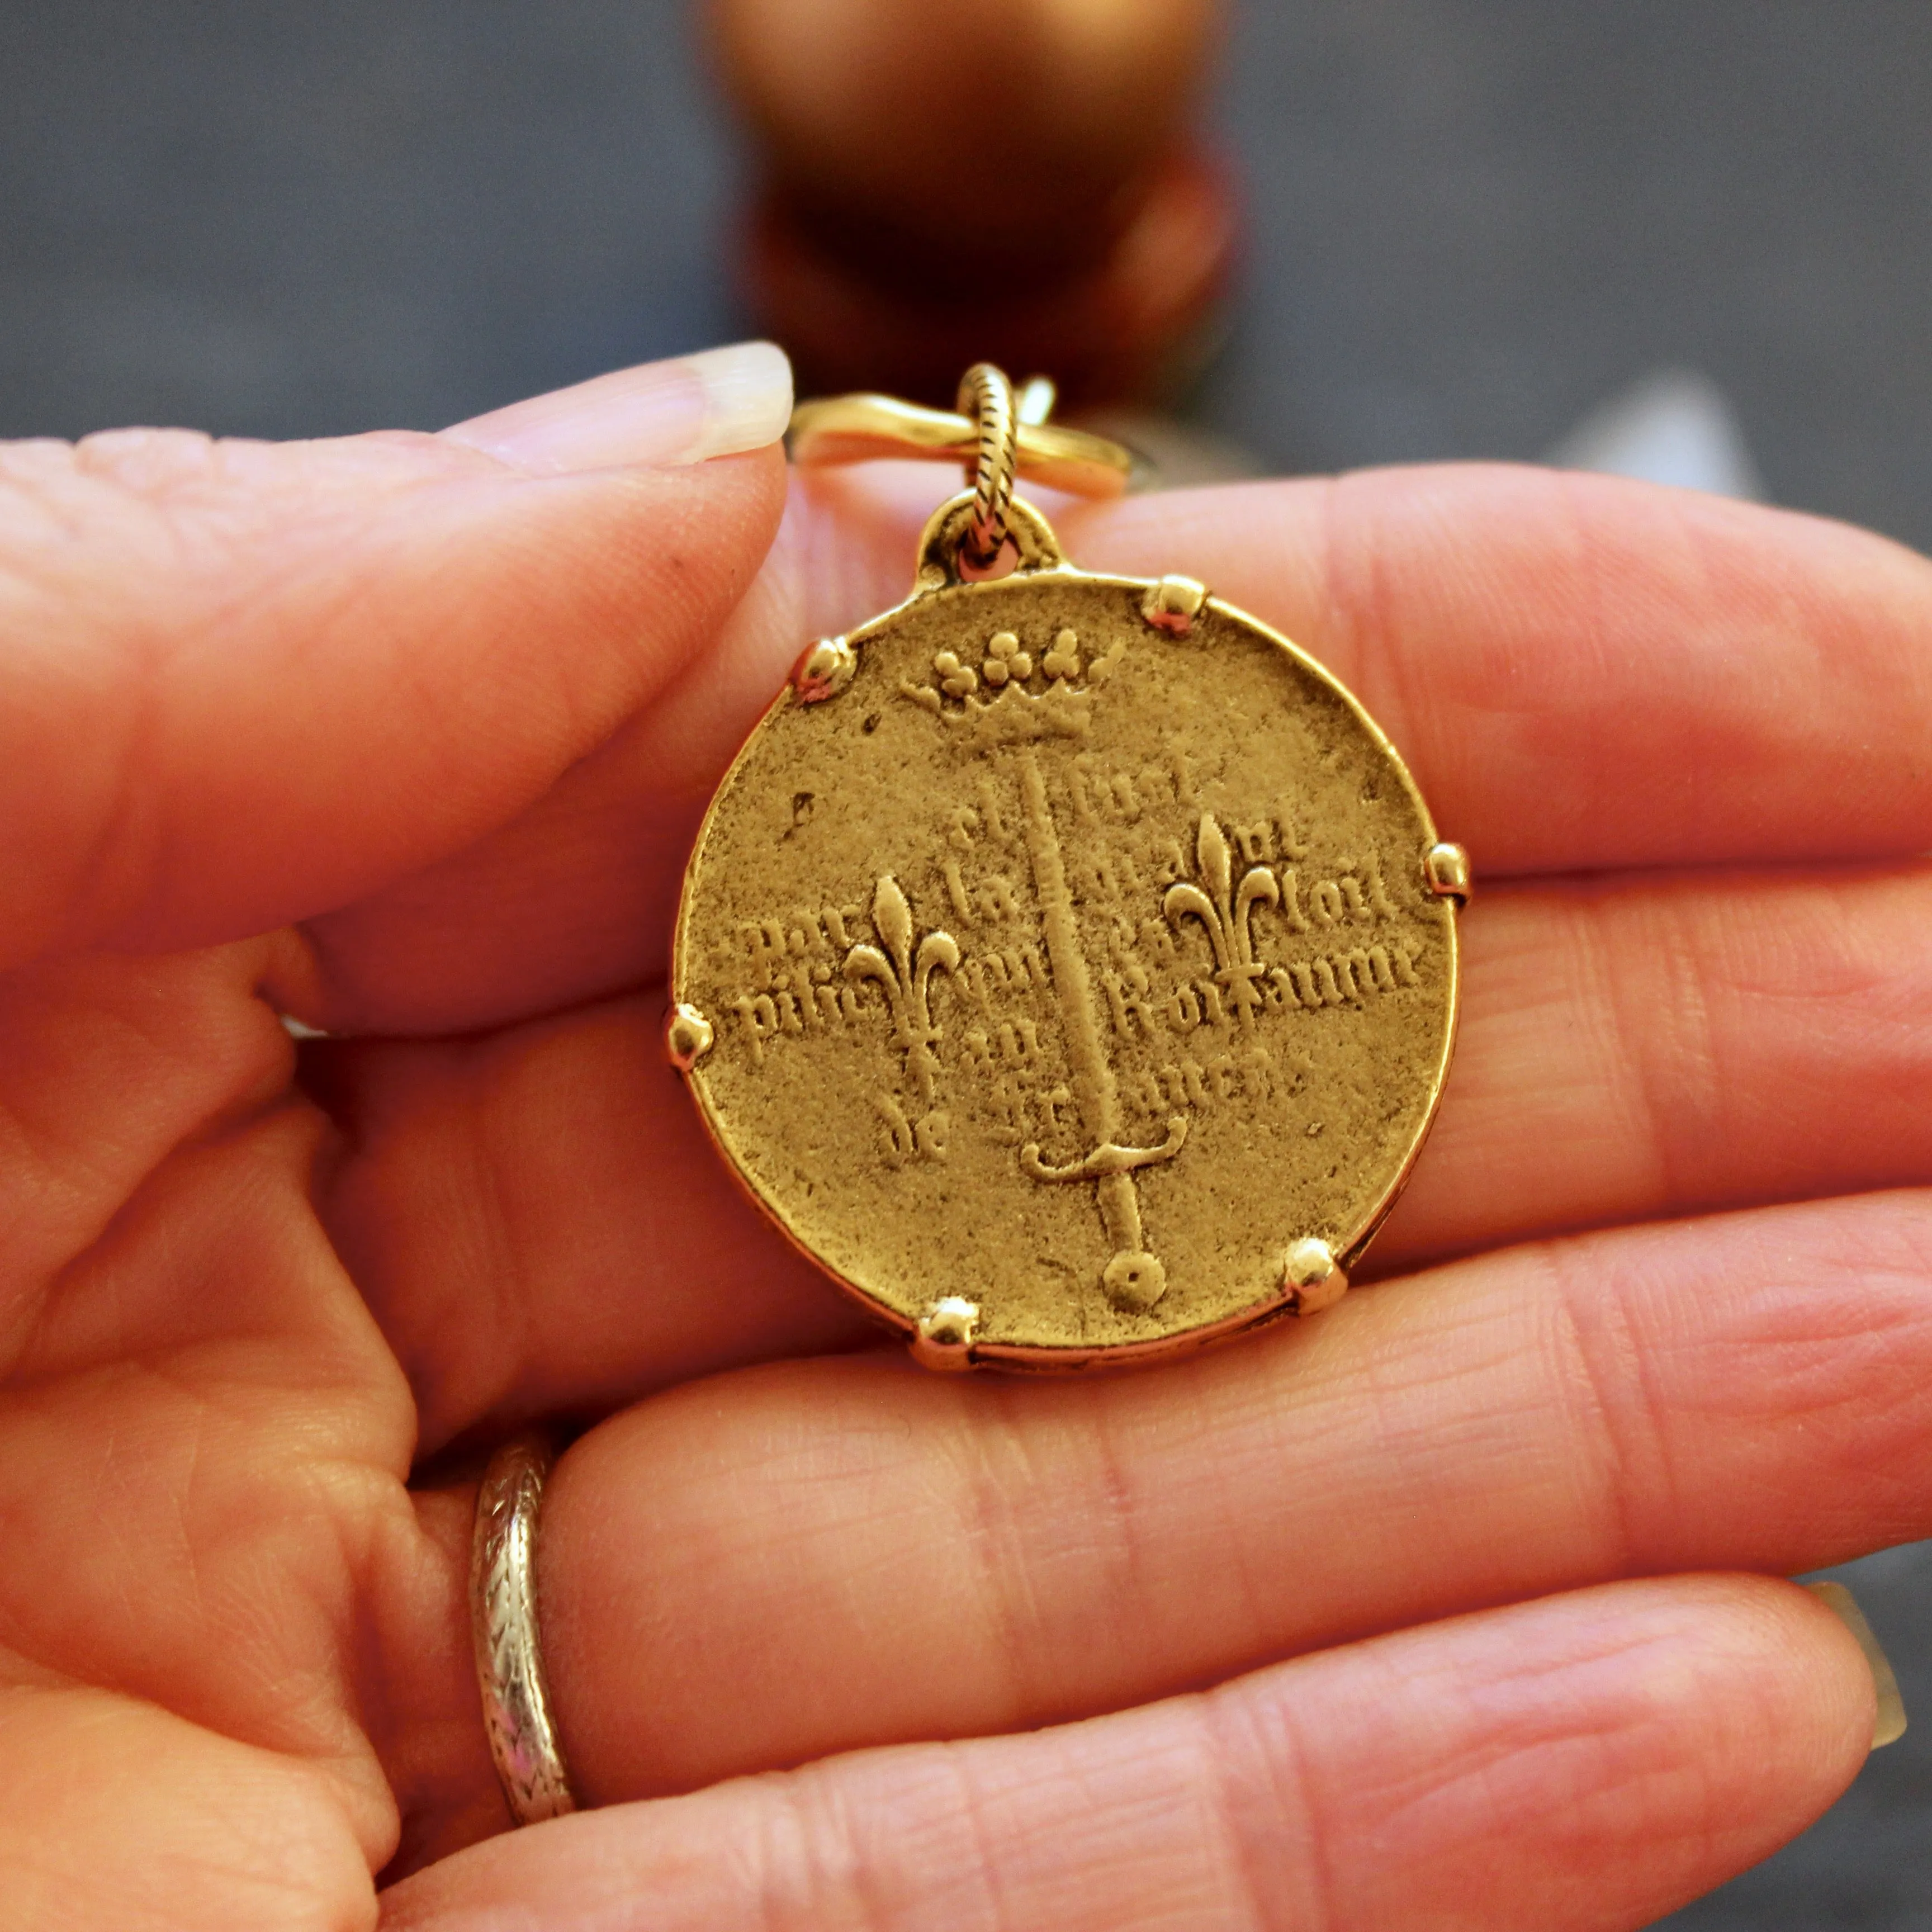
[2,408,1929,1932]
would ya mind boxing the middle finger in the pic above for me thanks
[315,858,1932,1445]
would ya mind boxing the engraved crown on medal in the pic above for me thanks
[898,623,1126,741]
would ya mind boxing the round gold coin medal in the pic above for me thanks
[669,368,1468,1371]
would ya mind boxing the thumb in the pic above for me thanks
[0,342,790,968]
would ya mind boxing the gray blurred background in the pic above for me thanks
[2,2,1927,1922]
[6,0,1932,551]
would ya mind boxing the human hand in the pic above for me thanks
[3,347,1929,1932]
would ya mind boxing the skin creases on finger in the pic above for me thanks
[525,1187,1932,1805]
[0,935,298,1334]
[1372,857,1932,1273]
[0,1685,376,1932]
[306,998,875,1453]
[378,1576,1876,1932]
[310,861,1932,1451]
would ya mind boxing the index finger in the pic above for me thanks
[299,462,1932,1035]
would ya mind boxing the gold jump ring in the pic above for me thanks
[955,362,1019,566]
[786,381,1133,501]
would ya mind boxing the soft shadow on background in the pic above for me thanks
[2,3,1929,1924]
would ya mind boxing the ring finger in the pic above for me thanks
[375,1181,1932,1834]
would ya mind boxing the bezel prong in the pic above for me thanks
[1424,842,1472,905]
[665,1003,716,1072]
[911,1296,981,1371]
[1284,1238,1348,1316]
[794,636,858,702]
[1140,575,1208,635]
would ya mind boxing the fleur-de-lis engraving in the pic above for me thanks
[845,876,960,1102]
[1164,814,1280,1026]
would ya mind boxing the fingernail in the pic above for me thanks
[443,341,792,475]
[1806,1581,1907,1748]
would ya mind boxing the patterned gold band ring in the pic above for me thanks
[470,1434,578,1826]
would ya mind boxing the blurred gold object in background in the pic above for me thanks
[708,0,1237,405]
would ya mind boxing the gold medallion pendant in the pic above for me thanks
[668,367,1468,1372]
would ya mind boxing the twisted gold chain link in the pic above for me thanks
[955,362,1020,566]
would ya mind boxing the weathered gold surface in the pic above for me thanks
[671,491,1461,1369]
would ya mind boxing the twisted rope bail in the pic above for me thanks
[956,362,1019,567]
